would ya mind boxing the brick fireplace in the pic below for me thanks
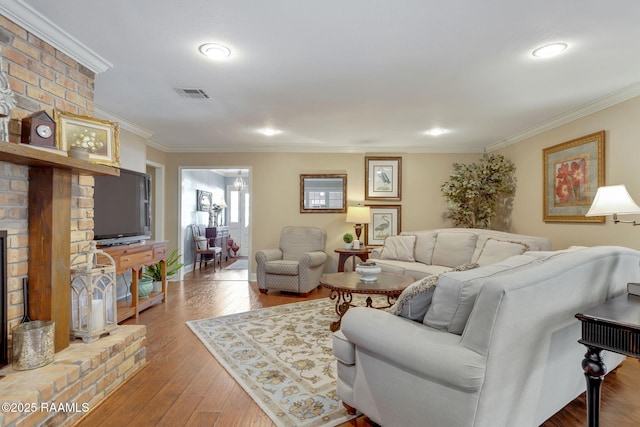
[0,13,147,427]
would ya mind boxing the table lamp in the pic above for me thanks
[346,206,371,248]
[585,184,640,225]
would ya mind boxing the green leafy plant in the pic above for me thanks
[342,232,354,243]
[441,153,516,229]
[143,248,184,281]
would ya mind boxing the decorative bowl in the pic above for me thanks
[355,262,382,282]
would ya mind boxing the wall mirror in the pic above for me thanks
[300,174,347,213]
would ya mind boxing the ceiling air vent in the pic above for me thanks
[175,88,211,99]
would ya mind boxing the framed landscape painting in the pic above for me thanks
[365,156,402,201]
[542,131,605,223]
[364,205,401,246]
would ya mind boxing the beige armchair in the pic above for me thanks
[255,226,327,296]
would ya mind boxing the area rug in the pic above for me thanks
[225,259,248,269]
[187,297,378,427]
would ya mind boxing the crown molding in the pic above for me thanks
[0,0,112,73]
[486,82,640,152]
[94,105,153,139]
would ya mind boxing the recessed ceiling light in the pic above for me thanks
[424,128,447,136]
[258,127,281,136]
[199,43,231,60]
[532,43,568,58]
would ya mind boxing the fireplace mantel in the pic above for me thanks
[0,141,118,352]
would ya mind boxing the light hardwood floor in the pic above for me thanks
[76,258,640,426]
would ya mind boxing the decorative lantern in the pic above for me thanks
[70,242,117,343]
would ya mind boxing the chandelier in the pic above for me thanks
[234,170,245,190]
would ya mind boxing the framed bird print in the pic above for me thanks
[365,156,402,201]
[364,205,401,246]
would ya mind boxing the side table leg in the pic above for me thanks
[582,346,607,427]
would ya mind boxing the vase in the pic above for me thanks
[355,262,381,282]
[137,278,153,298]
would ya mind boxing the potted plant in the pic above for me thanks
[143,248,184,292]
[343,232,354,249]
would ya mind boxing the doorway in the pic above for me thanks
[179,167,251,278]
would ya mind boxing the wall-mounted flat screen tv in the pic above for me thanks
[93,168,151,246]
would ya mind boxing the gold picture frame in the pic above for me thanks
[365,156,402,201]
[364,205,401,246]
[54,111,120,167]
[542,131,605,223]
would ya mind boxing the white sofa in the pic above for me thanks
[369,228,552,280]
[333,246,640,427]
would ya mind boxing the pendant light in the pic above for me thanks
[234,171,245,191]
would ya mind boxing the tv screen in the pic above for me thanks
[93,168,151,246]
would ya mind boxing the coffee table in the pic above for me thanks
[320,272,414,332]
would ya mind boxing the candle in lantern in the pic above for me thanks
[92,299,105,331]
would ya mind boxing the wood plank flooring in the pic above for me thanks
[75,258,640,426]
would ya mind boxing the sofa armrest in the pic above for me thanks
[341,307,486,392]
[255,249,283,263]
[299,251,327,268]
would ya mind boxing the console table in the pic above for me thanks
[575,293,640,427]
[99,240,168,323]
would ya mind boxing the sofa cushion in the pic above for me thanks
[476,238,529,266]
[431,231,478,267]
[374,259,451,280]
[424,254,544,334]
[389,263,479,321]
[381,235,416,261]
[410,231,438,264]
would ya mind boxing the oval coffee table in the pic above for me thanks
[320,272,414,332]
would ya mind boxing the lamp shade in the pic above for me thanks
[585,185,640,216]
[346,206,371,224]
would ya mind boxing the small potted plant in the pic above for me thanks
[143,248,184,292]
[343,232,354,249]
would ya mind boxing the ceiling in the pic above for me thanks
[6,0,640,153]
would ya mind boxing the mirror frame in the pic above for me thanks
[300,174,347,213]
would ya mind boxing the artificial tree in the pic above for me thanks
[441,153,516,229]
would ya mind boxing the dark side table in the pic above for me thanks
[575,292,640,427]
[334,248,372,272]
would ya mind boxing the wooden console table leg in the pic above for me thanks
[582,345,606,427]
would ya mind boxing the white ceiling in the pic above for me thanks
[7,0,640,153]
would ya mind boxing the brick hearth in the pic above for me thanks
[0,325,146,427]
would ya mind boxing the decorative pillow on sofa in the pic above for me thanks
[381,235,417,262]
[431,232,478,267]
[476,238,529,266]
[388,263,479,321]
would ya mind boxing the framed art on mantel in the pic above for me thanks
[54,110,120,167]
[365,156,402,201]
[542,131,605,223]
[364,205,401,246]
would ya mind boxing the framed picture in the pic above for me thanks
[197,190,212,212]
[543,131,605,223]
[54,110,120,167]
[365,156,402,201]
[364,205,401,246]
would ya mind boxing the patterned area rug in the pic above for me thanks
[225,259,248,270]
[187,297,373,427]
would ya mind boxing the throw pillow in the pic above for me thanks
[476,238,529,266]
[381,235,417,261]
[388,263,479,321]
[430,232,478,267]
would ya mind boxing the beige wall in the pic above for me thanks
[496,95,640,250]
[161,152,479,273]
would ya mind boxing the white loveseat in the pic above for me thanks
[369,228,552,280]
[333,246,640,427]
